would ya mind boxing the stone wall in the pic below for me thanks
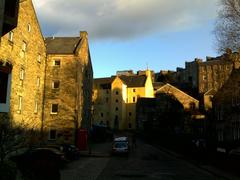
[0,0,46,133]
[43,33,93,144]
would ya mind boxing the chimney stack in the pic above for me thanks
[80,31,88,39]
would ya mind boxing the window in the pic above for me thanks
[106,98,109,102]
[51,104,58,114]
[203,75,207,81]
[101,113,104,117]
[0,71,8,103]
[49,129,57,140]
[18,96,22,112]
[133,97,136,102]
[128,123,132,129]
[116,99,119,103]
[22,41,27,52]
[52,80,60,89]
[53,59,61,66]
[5,0,18,17]
[115,107,118,111]
[133,89,136,92]
[27,23,31,32]
[8,31,13,42]
[37,77,40,89]
[34,100,38,113]
[129,112,132,116]
[37,54,41,63]
[116,91,119,95]
[20,68,24,80]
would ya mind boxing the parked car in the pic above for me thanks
[112,136,129,155]
[61,144,80,160]
[229,147,240,157]
[44,144,80,160]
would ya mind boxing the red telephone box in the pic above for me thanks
[77,128,88,151]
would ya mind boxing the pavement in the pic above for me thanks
[151,143,240,180]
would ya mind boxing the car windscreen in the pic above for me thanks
[114,142,128,148]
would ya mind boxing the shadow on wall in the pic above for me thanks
[93,86,130,130]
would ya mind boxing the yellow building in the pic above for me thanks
[93,70,154,130]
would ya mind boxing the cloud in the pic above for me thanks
[32,0,218,40]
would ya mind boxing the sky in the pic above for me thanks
[32,0,219,78]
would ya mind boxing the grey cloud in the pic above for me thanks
[33,0,218,40]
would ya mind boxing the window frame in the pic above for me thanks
[18,96,22,113]
[49,129,57,140]
[27,23,31,32]
[37,54,41,63]
[8,31,14,42]
[34,100,38,114]
[37,76,40,89]
[51,104,59,114]
[22,41,27,52]
[52,80,60,89]
[53,59,61,66]
[20,69,24,80]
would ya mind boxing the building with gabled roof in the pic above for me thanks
[0,0,46,129]
[155,83,199,110]
[93,70,154,130]
[0,0,19,37]
[43,31,93,144]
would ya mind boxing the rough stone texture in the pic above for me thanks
[43,32,93,144]
[213,68,240,145]
[155,83,199,110]
[176,51,240,95]
[0,0,46,133]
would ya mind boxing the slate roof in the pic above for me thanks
[94,75,147,88]
[119,75,146,87]
[94,77,114,89]
[94,77,114,84]
[45,37,81,54]
[153,82,165,90]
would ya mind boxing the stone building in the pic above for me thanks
[43,32,93,144]
[0,0,46,134]
[155,83,199,110]
[213,69,240,148]
[0,0,19,36]
[176,50,240,96]
[93,70,154,130]
[137,83,204,136]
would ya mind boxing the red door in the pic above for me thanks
[77,129,88,151]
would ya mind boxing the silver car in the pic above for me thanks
[112,137,129,155]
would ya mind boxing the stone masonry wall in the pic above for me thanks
[0,0,46,132]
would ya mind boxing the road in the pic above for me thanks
[61,139,226,180]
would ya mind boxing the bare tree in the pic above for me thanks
[214,0,240,53]
[0,114,39,163]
